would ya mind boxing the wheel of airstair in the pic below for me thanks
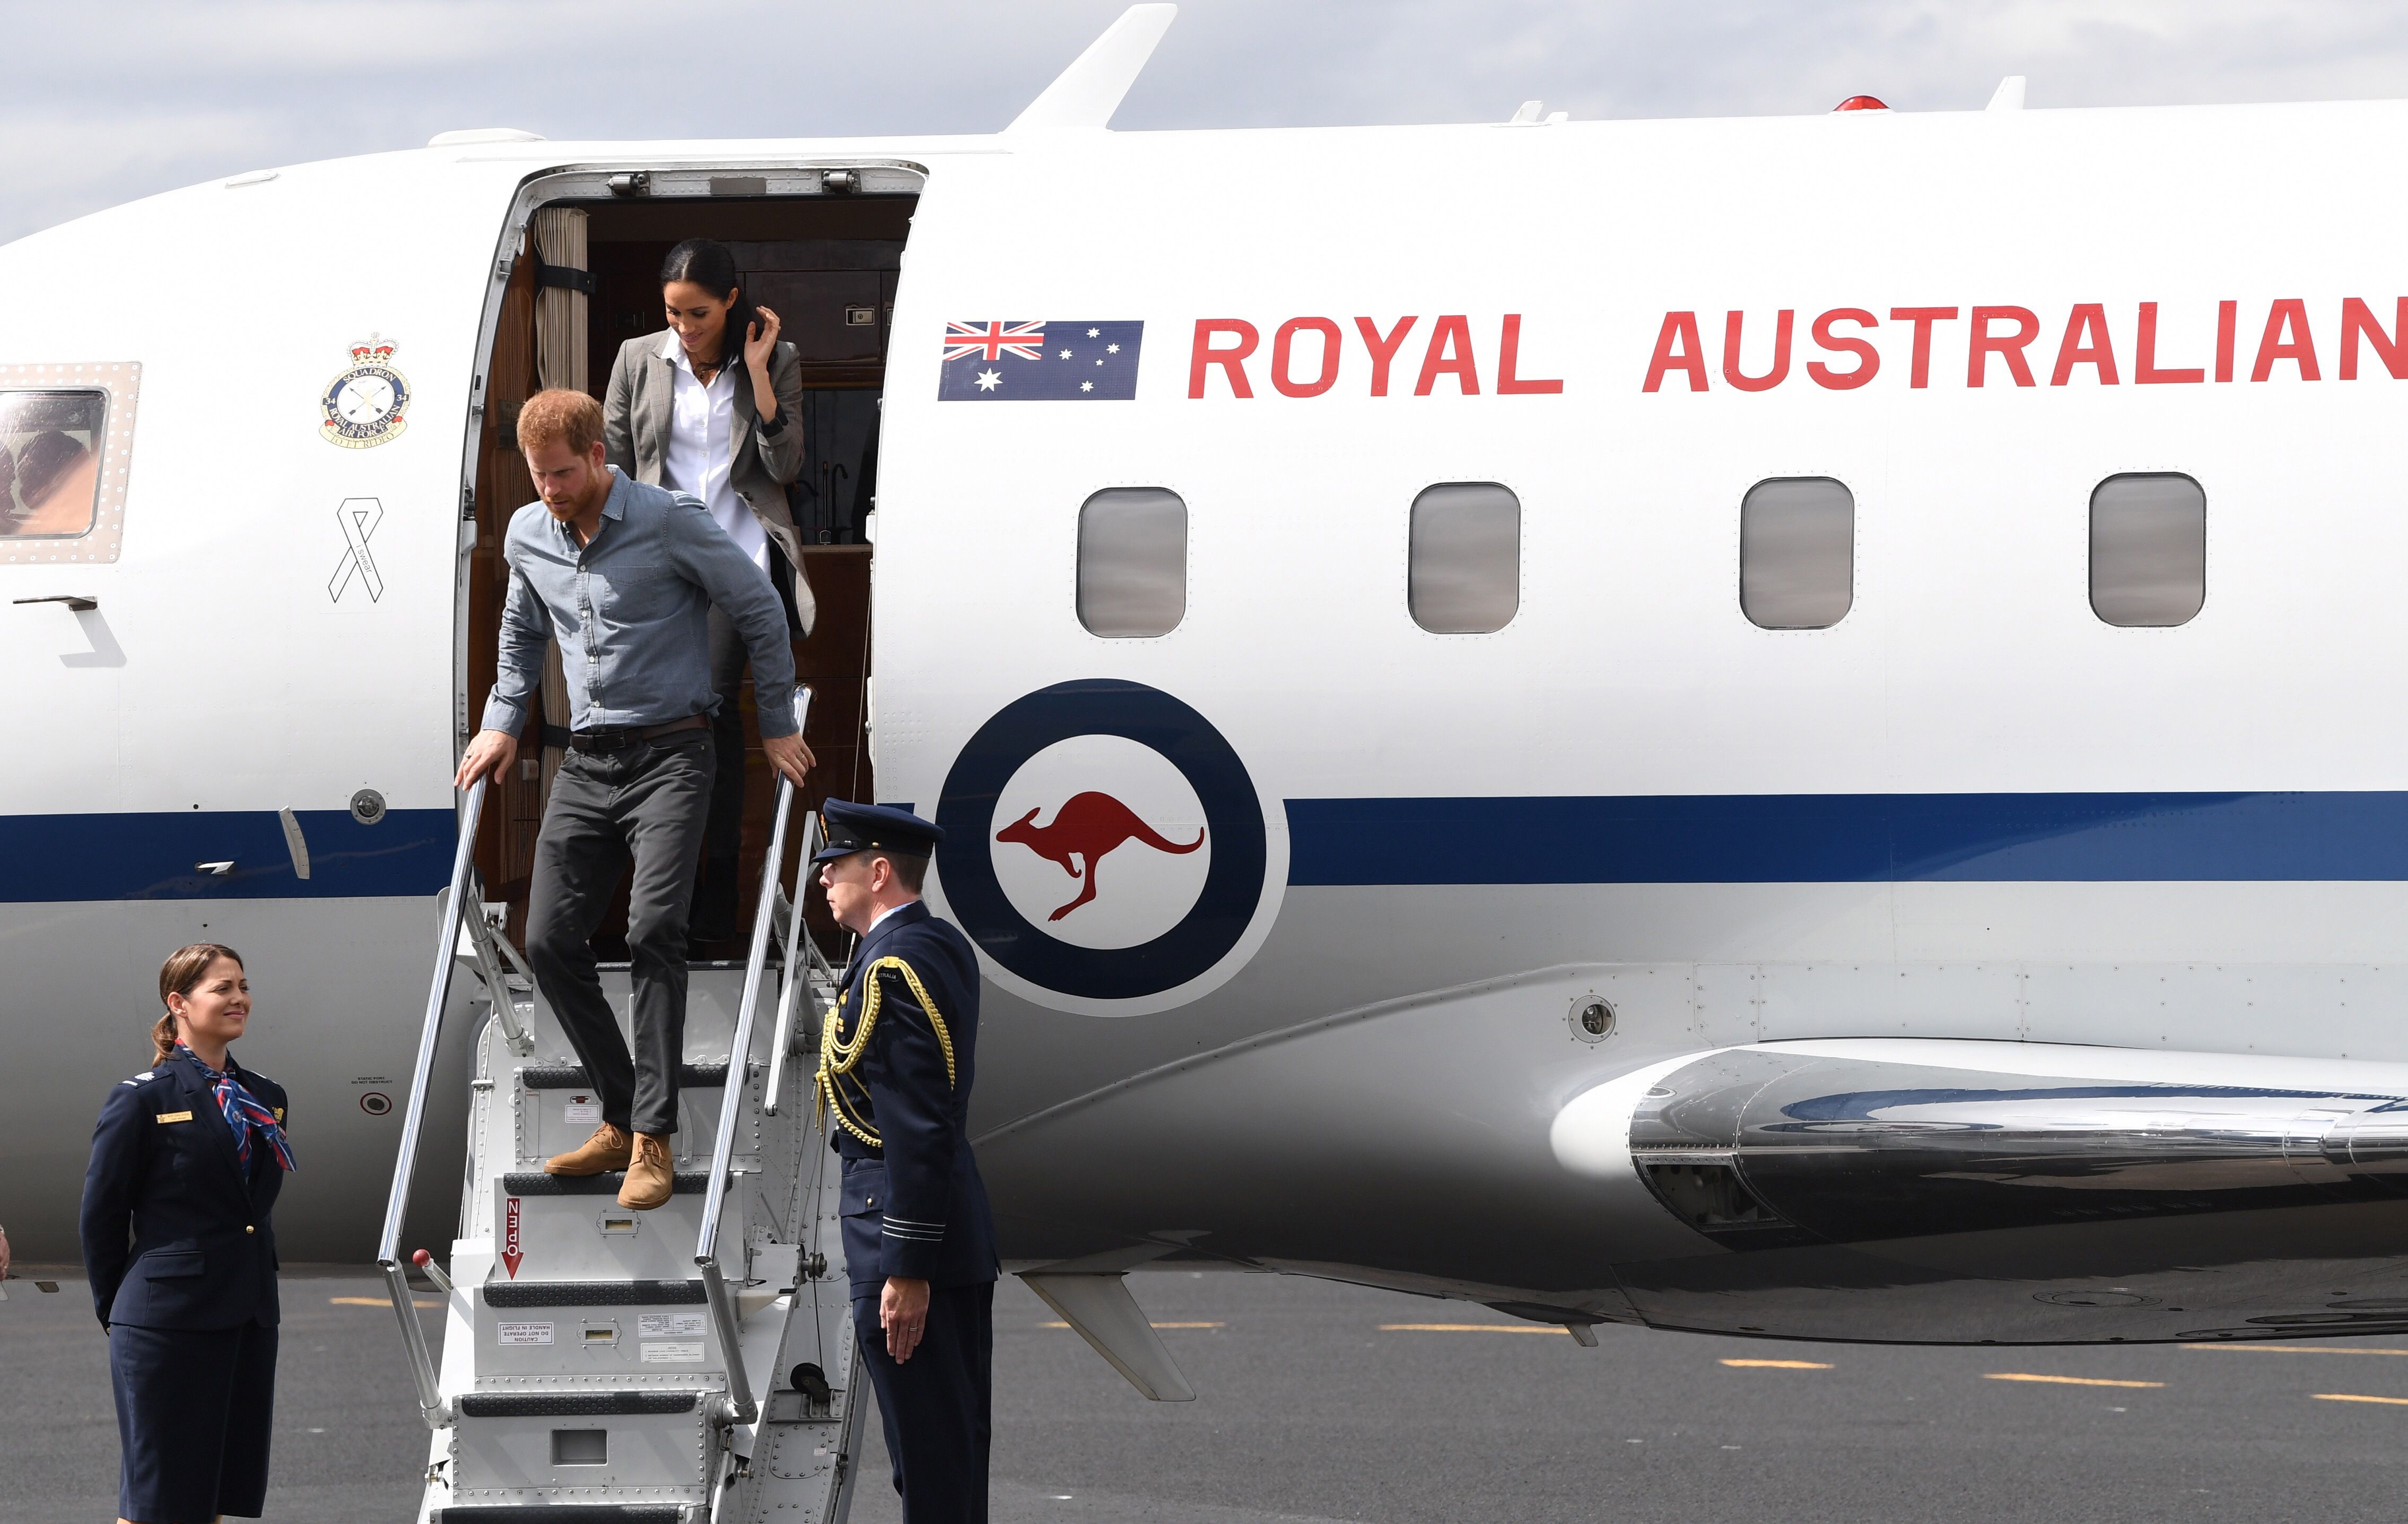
[380,747,865,1524]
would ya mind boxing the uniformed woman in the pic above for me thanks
[603,236,813,946]
[81,943,292,1524]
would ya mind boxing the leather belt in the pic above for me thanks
[567,715,707,753]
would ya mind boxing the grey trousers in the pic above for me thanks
[526,729,713,1137]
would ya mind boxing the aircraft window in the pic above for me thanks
[1409,482,1521,633]
[2090,473,2205,627]
[1077,487,1188,637]
[1740,477,1854,629]
[0,390,108,542]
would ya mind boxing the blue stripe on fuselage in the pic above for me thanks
[1283,792,2408,885]
[13,792,2408,902]
[0,809,455,902]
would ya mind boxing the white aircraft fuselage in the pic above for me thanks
[11,72,2408,1343]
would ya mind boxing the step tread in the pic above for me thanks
[484,1279,708,1309]
[500,1171,714,1197]
[520,1063,732,1090]
[456,1390,701,1418]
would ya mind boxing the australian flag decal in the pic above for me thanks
[938,320,1143,400]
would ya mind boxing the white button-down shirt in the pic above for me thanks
[660,330,770,572]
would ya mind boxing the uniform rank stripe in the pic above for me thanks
[884,1215,944,1228]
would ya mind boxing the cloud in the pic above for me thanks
[6,0,2408,243]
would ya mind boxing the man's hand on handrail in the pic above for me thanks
[456,729,519,790]
[762,730,815,789]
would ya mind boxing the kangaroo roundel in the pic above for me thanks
[936,681,1284,1012]
[992,740,1209,947]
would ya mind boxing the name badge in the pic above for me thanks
[155,1111,193,1124]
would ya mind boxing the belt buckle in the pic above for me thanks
[575,727,631,752]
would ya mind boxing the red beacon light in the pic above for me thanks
[1833,95,1891,112]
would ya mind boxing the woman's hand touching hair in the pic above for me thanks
[744,305,783,423]
[744,304,782,376]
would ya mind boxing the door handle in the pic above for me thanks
[13,595,98,612]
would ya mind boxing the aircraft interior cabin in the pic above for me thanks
[465,187,914,962]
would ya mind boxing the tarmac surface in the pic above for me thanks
[8,1266,2408,1522]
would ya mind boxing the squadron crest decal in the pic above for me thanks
[319,335,410,448]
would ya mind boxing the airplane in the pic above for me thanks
[13,0,2408,1373]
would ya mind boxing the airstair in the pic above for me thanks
[378,689,876,1524]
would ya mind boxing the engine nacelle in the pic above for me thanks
[1553,1039,2408,1343]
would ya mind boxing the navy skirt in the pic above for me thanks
[109,1320,277,1522]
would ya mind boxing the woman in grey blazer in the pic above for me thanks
[605,237,815,945]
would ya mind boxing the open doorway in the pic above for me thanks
[463,172,915,966]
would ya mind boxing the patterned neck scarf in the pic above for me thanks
[176,1043,295,1172]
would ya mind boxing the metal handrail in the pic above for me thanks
[760,811,822,1117]
[694,684,809,1426]
[459,875,536,1057]
[378,774,487,1430]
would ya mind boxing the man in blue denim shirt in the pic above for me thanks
[457,389,812,1209]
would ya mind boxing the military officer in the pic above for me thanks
[813,801,998,1524]
[82,943,292,1524]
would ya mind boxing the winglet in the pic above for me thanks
[1006,4,1177,134]
[1986,75,2027,112]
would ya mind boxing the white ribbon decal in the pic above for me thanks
[329,497,385,603]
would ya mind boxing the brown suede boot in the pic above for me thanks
[545,1122,631,1177]
[617,1133,675,1211]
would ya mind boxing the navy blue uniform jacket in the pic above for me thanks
[80,1049,286,1330]
[830,901,999,1290]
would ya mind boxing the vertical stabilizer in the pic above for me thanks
[1006,4,1177,134]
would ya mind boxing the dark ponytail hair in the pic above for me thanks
[155,942,243,1065]
[659,238,758,369]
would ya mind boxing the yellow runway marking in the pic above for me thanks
[1037,1321,1226,1330]
[2314,1392,2408,1406]
[329,1295,442,1308]
[2186,1344,2408,1357]
[1380,1323,1569,1335]
[1720,1358,1833,1369]
[1986,1373,2164,1388]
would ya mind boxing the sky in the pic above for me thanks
[8,0,2408,245]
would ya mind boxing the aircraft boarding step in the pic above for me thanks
[376,691,875,1524]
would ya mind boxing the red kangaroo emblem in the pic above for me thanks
[995,791,1206,922]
